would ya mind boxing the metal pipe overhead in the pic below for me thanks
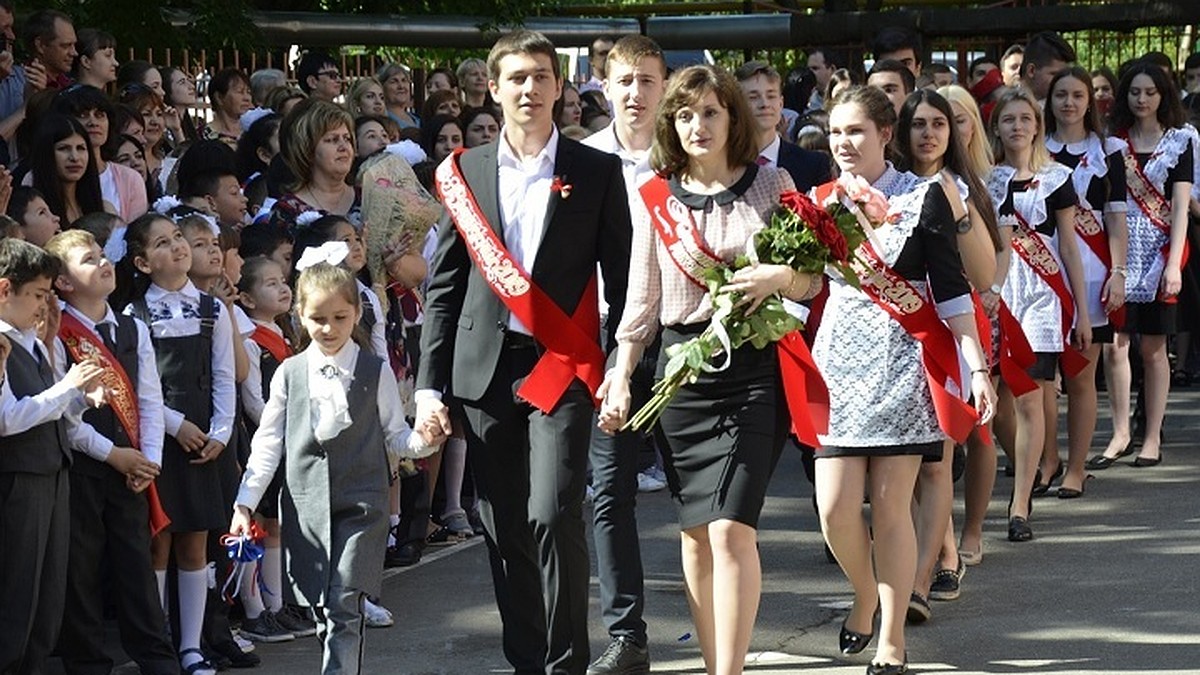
[166,2,1197,50]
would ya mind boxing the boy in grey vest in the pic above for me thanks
[0,238,105,675]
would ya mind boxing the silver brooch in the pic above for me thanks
[319,364,340,380]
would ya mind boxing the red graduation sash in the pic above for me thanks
[435,150,604,413]
[1009,211,1090,378]
[1118,131,1190,303]
[638,176,830,447]
[1072,204,1125,327]
[58,312,170,536]
[250,325,292,363]
[848,240,979,444]
[998,301,1039,397]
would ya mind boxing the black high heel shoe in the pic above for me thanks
[839,607,878,655]
[1031,462,1065,495]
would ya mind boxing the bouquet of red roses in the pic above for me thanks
[624,178,886,432]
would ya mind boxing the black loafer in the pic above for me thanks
[1008,516,1033,542]
[906,591,931,624]
[867,661,908,675]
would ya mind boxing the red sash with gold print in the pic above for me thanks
[1009,211,1090,377]
[59,312,170,536]
[1118,132,1191,303]
[1072,205,1126,327]
[638,176,831,446]
[849,240,980,443]
[435,149,604,413]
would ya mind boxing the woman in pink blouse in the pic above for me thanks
[599,65,819,675]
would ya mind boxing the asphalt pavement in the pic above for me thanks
[84,385,1200,674]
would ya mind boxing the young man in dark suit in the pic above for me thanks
[417,29,632,675]
[735,60,831,192]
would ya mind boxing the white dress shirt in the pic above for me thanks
[125,281,237,445]
[497,126,559,334]
[54,304,166,466]
[234,340,436,512]
[0,320,83,436]
[759,134,782,167]
[582,122,651,318]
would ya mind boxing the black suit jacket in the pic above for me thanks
[778,138,832,192]
[417,135,633,403]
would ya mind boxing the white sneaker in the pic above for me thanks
[637,471,667,493]
[647,465,668,484]
[233,632,256,652]
[363,598,394,628]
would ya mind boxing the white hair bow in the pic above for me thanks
[153,195,182,215]
[240,107,274,133]
[295,241,350,272]
[386,140,427,165]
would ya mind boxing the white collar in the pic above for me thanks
[62,302,117,332]
[497,125,559,171]
[145,280,202,303]
[306,338,359,375]
[0,318,41,356]
[760,134,782,163]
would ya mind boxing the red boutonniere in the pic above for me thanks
[551,175,573,199]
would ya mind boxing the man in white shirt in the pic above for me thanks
[579,33,665,675]
[417,30,632,675]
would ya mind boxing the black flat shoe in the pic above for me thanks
[839,619,875,655]
[1008,516,1033,542]
[1032,462,1065,495]
[1133,454,1162,467]
[906,591,931,624]
[867,661,908,675]
[1085,442,1134,470]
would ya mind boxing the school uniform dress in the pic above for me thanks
[127,281,237,532]
[986,163,1079,380]
[236,341,432,675]
[813,166,973,457]
[1047,133,1129,341]
[242,321,290,520]
[1123,126,1194,334]
[53,306,178,675]
[617,164,794,530]
[0,323,77,675]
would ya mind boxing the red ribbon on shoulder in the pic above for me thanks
[250,325,293,363]
[59,312,170,536]
[436,150,604,412]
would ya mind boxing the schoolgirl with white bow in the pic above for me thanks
[290,213,388,359]
[231,244,444,675]
[116,212,239,675]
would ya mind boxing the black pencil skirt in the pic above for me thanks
[656,325,788,531]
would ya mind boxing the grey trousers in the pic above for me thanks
[314,587,366,675]
[0,470,69,675]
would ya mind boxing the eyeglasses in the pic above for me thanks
[317,70,342,81]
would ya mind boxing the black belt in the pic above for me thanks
[503,331,538,350]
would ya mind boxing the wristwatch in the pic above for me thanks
[988,283,1002,295]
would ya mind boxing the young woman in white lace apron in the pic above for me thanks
[986,88,1091,543]
[894,88,1004,616]
[814,86,995,675]
[1043,66,1129,494]
[1084,62,1191,469]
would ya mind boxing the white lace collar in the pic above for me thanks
[989,162,1071,228]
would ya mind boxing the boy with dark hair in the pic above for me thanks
[45,229,180,675]
[1022,31,1076,100]
[734,60,831,190]
[871,25,922,77]
[296,51,341,102]
[180,168,249,228]
[0,237,104,675]
[868,58,916,115]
